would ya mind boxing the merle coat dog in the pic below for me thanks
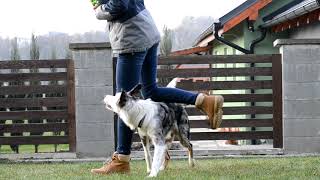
[103,84,194,177]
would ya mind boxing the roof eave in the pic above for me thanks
[194,0,272,47]
[261,0,320,28]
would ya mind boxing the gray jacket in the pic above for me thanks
[95,1,160,54]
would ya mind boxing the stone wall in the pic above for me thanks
[70,42,114,157]
[275,39,320,154]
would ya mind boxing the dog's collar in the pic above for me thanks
[137,114,146,128]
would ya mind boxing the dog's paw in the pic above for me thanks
[189,160,195,168]
[190,158,197,168]
[147,174,157,178]
[147,172,158,178]
[159,165,165,171]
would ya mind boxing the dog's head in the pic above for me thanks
[103,84,143,113]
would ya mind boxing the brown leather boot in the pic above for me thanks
[195,93,224,129]
[91,153,130,175]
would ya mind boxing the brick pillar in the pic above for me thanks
[70,42,114,157]
[274,39,320,153]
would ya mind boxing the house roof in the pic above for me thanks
[261,0,320,29]
[194,0,272,47]
[270,8,320,32]
[262,0,304,22]
[219,0,259,25]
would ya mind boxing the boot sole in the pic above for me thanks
[91,170,130,175]
[212,95,224,129]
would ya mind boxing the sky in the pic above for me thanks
[0,0,246,38]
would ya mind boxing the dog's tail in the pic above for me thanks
[177,106,191,140]
[167,78,190,139]
[166,78,178,88]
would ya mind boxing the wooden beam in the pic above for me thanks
[132,131,273,142]
[158,67,273,78]
[249,11,259,21]
[223,0,272,32]
[197,35,215,48]
[196,0,272,47]
[0,123,68,134]
[158,54,274,65]
[0,60,68,69]
[272,9,320,33]
[170,46,212,56]
[190,119,273,128]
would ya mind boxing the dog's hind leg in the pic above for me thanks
[177,134,195,168]
[187,144,195,168]
[160,137,174,171]
[141,136,152,173]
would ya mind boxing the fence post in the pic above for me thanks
[67,59,76,152]
[271,54,283,148]
[69,42,114,157]
[275,39,320,153]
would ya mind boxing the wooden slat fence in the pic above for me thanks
[0,59,76,152]
[113,54,283,148]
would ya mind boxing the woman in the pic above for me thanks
[91,0,224,175]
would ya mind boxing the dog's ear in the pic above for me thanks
[128,84,142,98]
[117,91,127,108]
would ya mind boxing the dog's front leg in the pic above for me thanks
[141,136,152,173]
[148,137,166,177]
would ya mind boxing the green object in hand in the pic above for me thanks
[91,0,99,6]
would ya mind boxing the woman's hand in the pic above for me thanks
[93,4,99,10]
[93,0,127,21]
[94,5,113,20]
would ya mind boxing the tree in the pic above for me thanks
[65,49,72,59]
[28,34,42,153]
[9,37,22,153]
[10,37,20,61]
[160,26,173,56]
[0,37,11,59]
[50,46,57,60]
[30,33,40,60]
[49,46,58,85]
[49,45,62,152]
[29,34,40,78]
[29,33,40,74]
[49,46,58,82]
[159,26,174,86]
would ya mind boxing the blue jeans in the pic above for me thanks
[116,43,198,155]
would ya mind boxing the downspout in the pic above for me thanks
[249,27,267,53]
[213,22,267,54]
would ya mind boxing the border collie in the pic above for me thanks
[103,82,194,177]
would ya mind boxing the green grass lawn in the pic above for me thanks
[0,144,69,154]
[0,156,319,180]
